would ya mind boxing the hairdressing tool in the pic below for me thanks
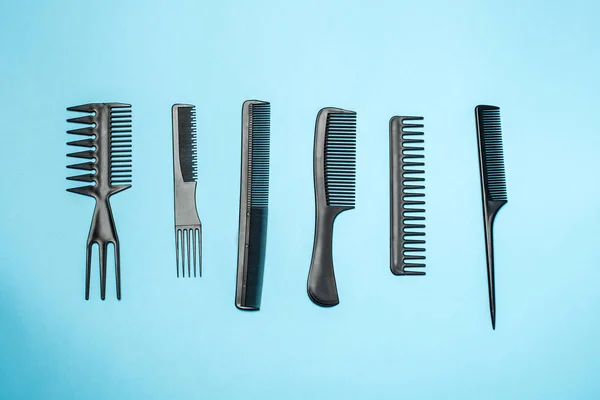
[307,107,356,307]
[236,100,271,310]
[172,104,202,278]
[66,102,132,300]
[390,116,426,275]
[475,105,507,329]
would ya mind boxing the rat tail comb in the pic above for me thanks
[475,105,507,329]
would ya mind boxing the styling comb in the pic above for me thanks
[66,102,132,300]
[172,104,202,278]
[390,116,426,275]
[475,105,507,329]
[307,107,356,307]
[236,100,270,310]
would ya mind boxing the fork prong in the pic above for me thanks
[114,242,121,300]
[176,230,180,278]
[183,229,188,278]
[99,243,107,301]
[85,244,93,300]
[187,229,191,278]
[181,229,186,278]
[193,229,197,278]
[198,227,202,278]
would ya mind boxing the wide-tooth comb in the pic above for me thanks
[475,105,508,329]
[390,116,426,275]
[66,102,132,300]
[172,104,202,278]
[307,108,356,307]
[236,100,271,310]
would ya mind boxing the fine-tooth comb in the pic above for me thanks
[307,107,356,307]
[172,104,202,278]
[475,105,507,329]
[390,116,426,275]
[66,102,132,300]
[235,100,271,310]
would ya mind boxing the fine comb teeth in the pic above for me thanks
[172,104,202,278]
[477,106,507,202]
[307,108,356,307]
[475,105,508,329]
[236,100,270,310]
[390,116,426,275]
[66,102,132,300]
[325,111,357,207]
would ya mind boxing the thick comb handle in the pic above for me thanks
[307,205,351,306]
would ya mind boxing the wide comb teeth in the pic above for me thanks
[110,105,132,186]
[67,103,132,195]
[67,138,95,147]
[67,104,98,193]
[177,106,197,182]
[400,117,425,272]
[324,111,356,207]
[249,102,270,208]
[67,115,95,125]
[476,105,507,202]
[67,127,95,136]
[390,116,426,275]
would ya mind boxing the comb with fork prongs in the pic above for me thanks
[172,104,202,278]
[66,102,132,300]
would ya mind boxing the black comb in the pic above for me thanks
[307,107,356,306]
[390,116,426,275]
[236,100,270,310]
[66,102,132,300]
[475,105,507,329]
[172,104,202,278]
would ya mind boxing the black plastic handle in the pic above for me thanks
[85,198,120,300]
[482,199,506,329]
[307,206,350,306]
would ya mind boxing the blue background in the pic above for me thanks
[1,0,599,398]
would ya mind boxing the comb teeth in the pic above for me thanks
[110,105,132,186]
[394,116,426,274]
[248,102,270,208]
[476,106,507,202]
[67,127,95,136]
[324,112,356,207]
[177,106,197,182]
[67,105,98,191]
[67,103,132,193]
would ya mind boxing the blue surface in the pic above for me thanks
[1,0,599,398]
